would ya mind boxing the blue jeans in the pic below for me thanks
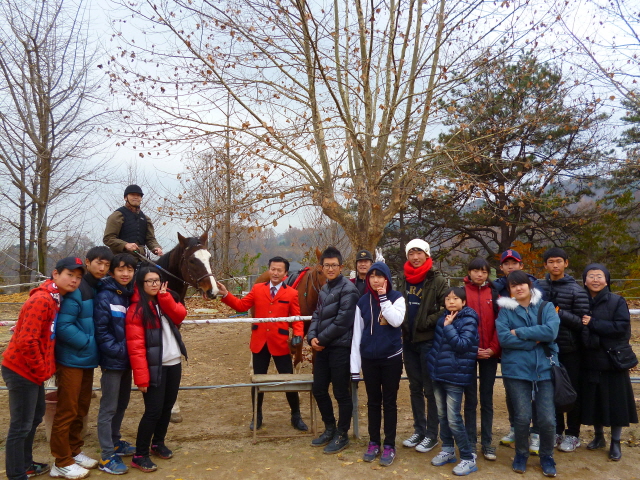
[504,378,555,458]
[97,369,132,459]
[464,357,498,448]
[433,381,474,460]
[403,341,438,439]
[2,365,46,480]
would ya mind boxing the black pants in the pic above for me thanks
[252,344,299,416]
[464,357,499,448]
[556,351,581,437]
[362,355,403,447]
[135,364,181,456]
[312,346,352,434]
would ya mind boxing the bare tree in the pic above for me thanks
[107,0,563,252]
[0,0,109,279]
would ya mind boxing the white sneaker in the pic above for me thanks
[529,433,540,455]
[431,450,457,466]
[50,464,90,479]
[453,454,478,476]
[500,428,515,446]
[559,435,581,452]
[73,452,98,470]
[402,433,423,448]
[415,436,438,453]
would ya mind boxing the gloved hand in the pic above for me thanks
[291,335,302,347]
[375,248,385,263]
[349,270,356,279]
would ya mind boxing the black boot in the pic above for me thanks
[311,423,336,447]
[587,433,606,450]
[609,440,621,461]
[323,430,350,454]
[249,414,263,431]
[291,412,308,431]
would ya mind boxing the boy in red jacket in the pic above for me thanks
[2,257,85,480]
[462,257,500,461]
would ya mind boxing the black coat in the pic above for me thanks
[308,275,359,348]
[581,288,631,372]
[538,274,590,353]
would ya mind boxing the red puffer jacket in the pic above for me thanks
[464,277,501,358]
[2,280,61,383]
[126,288,187,388]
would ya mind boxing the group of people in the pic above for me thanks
[1,183,637,479]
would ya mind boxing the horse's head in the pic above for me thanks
[177,232,219,299]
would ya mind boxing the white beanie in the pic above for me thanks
[405,239,431,258]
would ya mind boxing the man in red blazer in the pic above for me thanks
[217,256,307,432]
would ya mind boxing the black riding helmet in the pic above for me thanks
[124,184,144,197]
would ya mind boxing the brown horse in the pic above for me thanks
[253,248,326,369]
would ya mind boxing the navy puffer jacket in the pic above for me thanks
[94,276,133,370]
[426,305,478,386]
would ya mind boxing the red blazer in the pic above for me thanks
[222,282,303,356]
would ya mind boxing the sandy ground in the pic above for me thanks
[1,298,639,480]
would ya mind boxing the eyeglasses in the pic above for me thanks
[144,279,161,285]
[586,274,606,280]
[322,264,341,270]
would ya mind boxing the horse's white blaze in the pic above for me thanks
[194,249,219,295]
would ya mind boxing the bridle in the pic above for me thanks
[133,247,214,292]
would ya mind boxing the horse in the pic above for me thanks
[155,232,219,302]
[154,232,219,423]
[253,248,327,370]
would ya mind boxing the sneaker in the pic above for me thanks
[540,455,557,477]
[500,428,515,446]
[453,454,478,476]
[49,464,90,480]
[26,462,50,477]
[431,450,457,466]
[482,445,497,461]
[323,431,350,454]
[99,455,128,475]
[131,455,157,473]
[151,443,173,459]
[73,452,98,470]
[402,433,424,448]
[529,433,540,455]
[512,452,527,474]
[558,435,580,452]
[379,445,396,467]
[554,434,563,448]
[363,442,380,462]
[114,440,136,457]
[415,436,438,453]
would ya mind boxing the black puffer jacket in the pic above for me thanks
[308,275,359,348]
[538,273,590,353]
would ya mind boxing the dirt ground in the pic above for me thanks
[1,298,640,480]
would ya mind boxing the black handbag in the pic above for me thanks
[537,302,577,412]
[607,344,638,371]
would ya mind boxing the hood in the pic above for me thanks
[496,287,543,310]
[100,275,133,296]
[36,278,62,308]
[365,261,393,294]
[582,263,611,291]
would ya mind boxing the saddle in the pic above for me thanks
[284,267,310,289]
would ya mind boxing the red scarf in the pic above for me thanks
[404,258,433,284]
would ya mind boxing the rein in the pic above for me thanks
[132,250,197,289]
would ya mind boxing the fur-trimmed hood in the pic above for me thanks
[497,288,543,310]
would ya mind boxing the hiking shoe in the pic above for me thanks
[49,464,90,480]
[363,442,380,462]
[99,455,128,475]
[416,436,438,452]
[587,433,606,450]
[554,434,563,448]
[114,440,136,456]
[323,431,350,454]
[379,445,396,467]
[558,435,580,452]
[151,442,173,459]
[431,450,457,466]
[73,452,98,470]
[402,433,424,448]
[482,445,497,461]
[540,455,557,477]
[26,462,50,477]
[500,428,515,446]
[529,433,540,455]
[453,454,478,476]
[131,455,157,473]
[311,424,336,447]
[512,452,527,474]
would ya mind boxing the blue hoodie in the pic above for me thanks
[350,262,406,374]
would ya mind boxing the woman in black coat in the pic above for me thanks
[581,264,638,461]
